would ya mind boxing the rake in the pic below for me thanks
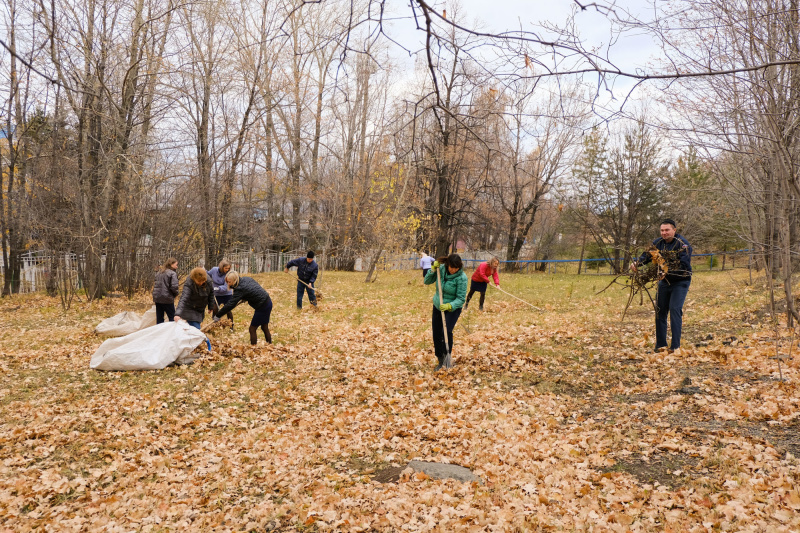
[287,272,325,301]
[437,266,453,369]
[489,284,543,311]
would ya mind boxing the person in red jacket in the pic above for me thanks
[465,257,500,311]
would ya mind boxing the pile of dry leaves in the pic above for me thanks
[0,270,797,531]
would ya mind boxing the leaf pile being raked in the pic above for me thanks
[0,270,798,531]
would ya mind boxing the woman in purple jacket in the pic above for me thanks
[207,259,234,330]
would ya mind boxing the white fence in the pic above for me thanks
[0,249,510,294]
[0,249,309,294]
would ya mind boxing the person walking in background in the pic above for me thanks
[284,251,319,309]
[424,254,468,371]
[419,252,434,277]
[631,218,693,352]
[215,271,273,345]
[465,257,500,311]
[175,267,217,351]
[208,259,234,331]
[152,257,179,324]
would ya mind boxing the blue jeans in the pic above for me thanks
[655,279,690,350]
[296,281,317,309]
[187,321,212,351]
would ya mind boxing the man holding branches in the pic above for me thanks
[631,219,693,352]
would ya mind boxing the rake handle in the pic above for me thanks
[286,271,315,290]
[436,267,451,367]
[489,284,542,311]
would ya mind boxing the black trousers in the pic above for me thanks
[155,302,175,324]
[466,289,486,307]
[431,305,462,362]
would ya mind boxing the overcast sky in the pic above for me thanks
[379,0,662,106]
[382,0,659,64]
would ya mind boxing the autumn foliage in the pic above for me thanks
[0,270,798,531]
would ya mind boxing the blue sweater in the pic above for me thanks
[207,267,232,296]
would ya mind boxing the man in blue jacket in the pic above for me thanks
[631,219,692,352]
[285,251,319,309]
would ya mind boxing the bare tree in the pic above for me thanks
[481,82,587,264]
[567,120,667,273]
[36,0,175,297]
[1,0,38,295]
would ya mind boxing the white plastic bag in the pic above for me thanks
[90,321,207,371]
[95,305,158,337]
[139,306,157,329]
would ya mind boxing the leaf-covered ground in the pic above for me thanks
[1,269,798,532]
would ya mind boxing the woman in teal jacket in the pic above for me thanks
[424,253,468,370]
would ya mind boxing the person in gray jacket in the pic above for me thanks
[214,271,273,345]
[175,267,217,350]
[152,257,179,324]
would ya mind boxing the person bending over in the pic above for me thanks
[215,271,273,345]
[175,267,216,351]
[465,257,500,311]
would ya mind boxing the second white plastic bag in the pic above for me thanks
[90,321,207,371]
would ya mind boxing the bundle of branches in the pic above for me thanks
[658,249,687,277]
[201,318,232,335]
[598,247,667,320]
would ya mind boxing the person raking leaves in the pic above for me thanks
[214,271,273,345]
[207,259,234,331]
[464,257,500,311]
[284,251,319,310]
[424,254,467,371]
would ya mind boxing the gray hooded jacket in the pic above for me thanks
[152,269,179,304]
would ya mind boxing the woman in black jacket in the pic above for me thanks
[215,271,273,345]
[175,267,217,350]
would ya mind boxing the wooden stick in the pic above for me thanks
[296,276,314,291]
[286,271,328,304]
[437,266,452,369]
[489,284,543,311]
[285,271,315,290]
